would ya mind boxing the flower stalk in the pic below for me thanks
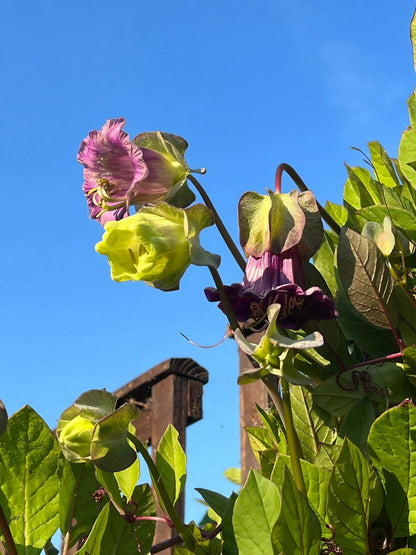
[188,174,247,271]
[127,433,195,551]
[280,377,307,496]
[0,502,18,555]
[275,163,341,235]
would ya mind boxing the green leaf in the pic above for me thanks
[0,400,7,436]
[195,489,229,518]
[362,217,395,256]
[246,426,275,463]
[271,454,330,535]
[59,460,103,547]
[324,201,348,227]
[290,386,320,463]
[408,87,416,129]
[76,484,155,555]
[367,401,416,537]
[115,457,140,500]
[343,165,378,209]
[155,424,187,505]
[271,467,321,554]
[95,468,125,513]
[0,406,60,553]
[337,228,397,329]
[91,404,140,472]
[397,287,416,346]
[312,371,366,417]
[335,278,398,357]
[224,467,241,486]
[327,438,371,553]
[221,492,238,555]
[411,8,416,74]
[403,346,416,388]
[389,550,416,555]
[338,397,375,449]
[313,232,337,295]
[399,127,416,186]
[368,141,400,188]
[233,470,280,555]
[357,205,416,245]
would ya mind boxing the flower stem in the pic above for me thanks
[209,266,241,331]
[188,173,246,271]
[280,377,307,496]
[0,502,17,555]
[261,374,285,425]
[275,163,341,235]
[127,433,195,551]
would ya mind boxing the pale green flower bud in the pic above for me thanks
[59,415,95,460]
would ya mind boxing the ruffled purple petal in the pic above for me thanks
[205,282,337,330]
[78,118,149,222]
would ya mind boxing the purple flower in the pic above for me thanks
[78,118,186,225]
[205,247,337,330]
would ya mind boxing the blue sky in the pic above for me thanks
[1,0,415,521]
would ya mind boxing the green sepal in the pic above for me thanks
[90,403,140,472]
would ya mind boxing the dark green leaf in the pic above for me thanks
[0,400,7,436]
[59,460,102,546]
[335,278,398,357]
[327,438,371,553]
[76,484,155,555]
[338,397,375,449]
[271,467,321,554]
[271,454,330,535]
[337,228,397,329]
[195,489,229,518]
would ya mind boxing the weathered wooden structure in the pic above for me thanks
[115,358,209,551]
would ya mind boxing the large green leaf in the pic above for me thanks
[367,402,416,537]
[337,228,397,329]
[412,8,416,74]
[368,141,401,188]
[155,424,187,506]
[313,232,337,295]
[271,467,321,554]
[343,165,376,209]
[399,127,416,186]
[0,406,60,554]
[76,484,155,555]
[338,397,375,449]
[290,385,334,463]
[327,438,371,553]
[335,277,398,357]
[312,371,366,417]
[408,87,416,129]
[357,205,416,244]
[233,470,280,555]
[59,460,102,547]
[271,454,330,535]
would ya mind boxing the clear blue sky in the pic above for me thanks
[1,0,415,521]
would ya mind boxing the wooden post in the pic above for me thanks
[238,334,270,484]
[115,358,208,552]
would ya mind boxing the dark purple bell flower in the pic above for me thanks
[205,247,337,330]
